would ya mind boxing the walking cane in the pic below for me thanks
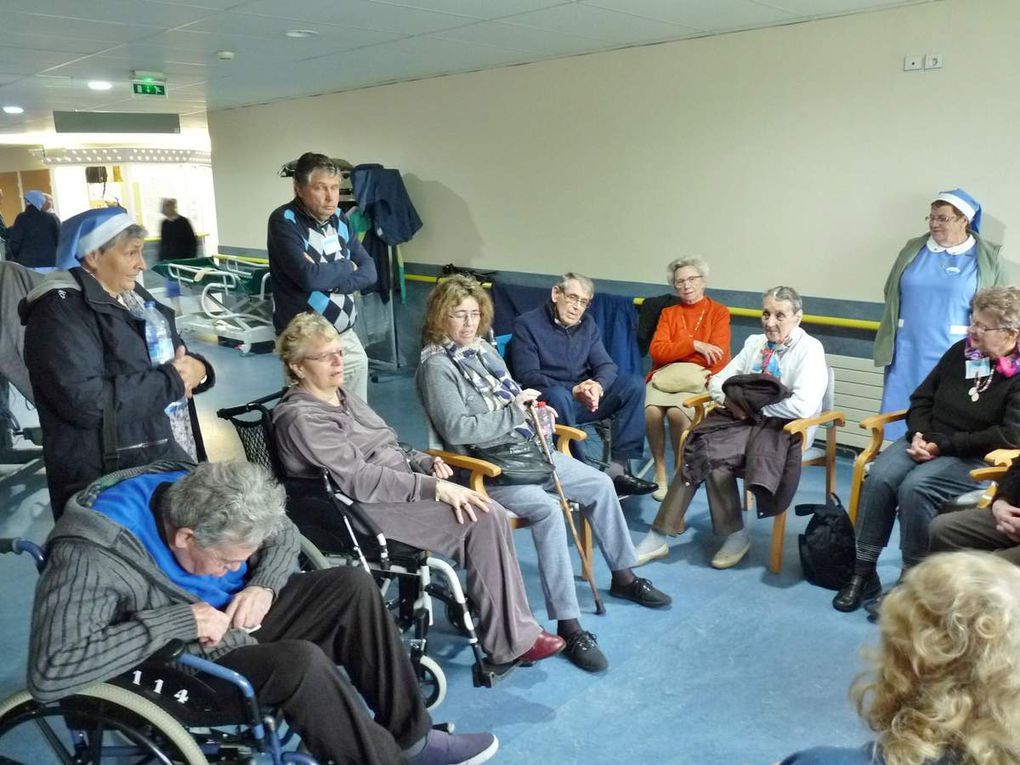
[526,402,606,615]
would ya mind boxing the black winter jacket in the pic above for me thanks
[18,268,213,517]
[6,205,60,268]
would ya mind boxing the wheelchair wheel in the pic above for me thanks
[417,655,447,711]
[0,684,208,764]
[299,533,332,571]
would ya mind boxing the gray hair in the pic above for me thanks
[667,257,710,284]
[763,285,803,314]
[163,461,286,548]
[293,152,341,187]
[556,272,595,297]
[973,286,1020,331]
[98,224,147,254]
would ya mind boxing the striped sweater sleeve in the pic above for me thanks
[245,516,300,596]
[28,541,197,703]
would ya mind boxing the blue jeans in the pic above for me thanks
[539,374,646,461]
[855,437,985,564]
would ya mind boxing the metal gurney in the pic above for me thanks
[151,255,275,352]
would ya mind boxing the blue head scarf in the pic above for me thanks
[935,188,982,233]
[55,207,135,270]
[23,190,45,210]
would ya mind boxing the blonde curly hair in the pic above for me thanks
[852,551,1020,765]
[274,312,339,385]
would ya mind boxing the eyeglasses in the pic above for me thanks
[969,322,1010,334]
[558,293,591,309]
[304,349,343,362]
[674,276,704,287]
[926,214,961,225]
[448,310,482,322]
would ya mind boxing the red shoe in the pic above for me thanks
[519,630,566,663]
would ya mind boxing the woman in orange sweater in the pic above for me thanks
[645,258,731,501]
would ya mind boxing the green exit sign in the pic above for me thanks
[132,82,167,97]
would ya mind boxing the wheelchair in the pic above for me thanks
[0,537,318,765]
[217,392,519,696]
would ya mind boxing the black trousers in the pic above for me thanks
[218,566,431,765]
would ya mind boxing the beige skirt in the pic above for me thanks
[644,379,706,411]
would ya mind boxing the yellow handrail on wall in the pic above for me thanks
[404,273,880,332]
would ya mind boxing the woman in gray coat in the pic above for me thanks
[416,276,671,674]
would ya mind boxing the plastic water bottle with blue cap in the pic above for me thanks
[142,301,186,416]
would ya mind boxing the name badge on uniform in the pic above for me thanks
[945,266,960,274]
[321,234,341,256]
[965,357,991,379]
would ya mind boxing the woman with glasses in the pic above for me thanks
[644,257,732,502]
[272,312,568,667]
[834,286,1020,613]
[634,286,827,570]
[417,276,671,674]
[875,188,1006,441]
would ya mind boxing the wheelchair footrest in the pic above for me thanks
[472,658,518,688]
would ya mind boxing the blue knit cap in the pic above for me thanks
[935,188,982,233]
[55,207,135,270]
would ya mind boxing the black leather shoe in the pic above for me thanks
[563,630,608,672]
[832,572,882,613]
[612,473,657,497]
[609,577,672,608]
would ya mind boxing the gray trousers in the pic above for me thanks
[364,497,541,664]
[488,452,638,621]
[855,438,984,564]
[930,505,1020,565]
[653,467,745,537]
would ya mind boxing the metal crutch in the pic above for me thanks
[527,402,606,615]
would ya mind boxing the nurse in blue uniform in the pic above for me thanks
[873,189,1006,441]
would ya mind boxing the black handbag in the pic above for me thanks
[471,439,554,486]
[796,493,855,590]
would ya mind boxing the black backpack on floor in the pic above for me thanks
[796,493,855,590]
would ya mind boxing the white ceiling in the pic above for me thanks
[0,0,933,140]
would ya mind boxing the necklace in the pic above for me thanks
[679,304,708,337]
[968,371,995,402]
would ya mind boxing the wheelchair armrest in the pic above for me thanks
[426,449,501,495]
[152,639,187,663]
[985,448,1020,467]
[554,425,586,455]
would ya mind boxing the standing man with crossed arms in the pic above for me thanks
[268,152,377,402]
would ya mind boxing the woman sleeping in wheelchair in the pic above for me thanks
[634,286,828,570]
[834,286,1020,613]
[28,460,498,765]
[416,276,671,674]
[272,312,566,668]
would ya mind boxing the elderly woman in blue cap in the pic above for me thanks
[5,190,60,268]
[875,188,1007,441]
[19,207,213,519]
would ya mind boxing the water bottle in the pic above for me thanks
[535,401,555,441]
[142,301,186,416]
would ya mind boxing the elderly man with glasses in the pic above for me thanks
[510,272,656,496]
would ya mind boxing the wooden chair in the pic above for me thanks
[427,425,596,581]
[847,408,1020,524]
[678,367,846,573]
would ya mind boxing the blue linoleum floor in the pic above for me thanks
[0,339,903,764]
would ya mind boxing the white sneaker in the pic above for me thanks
[634,531,669,567]
[710,530,750,569]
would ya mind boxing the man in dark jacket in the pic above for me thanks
[19,207,212,519]
[29,460,498,765]
[6,190,60,268]
[157,198,198,261]
[511,272,655,496]
[267,152,377,402]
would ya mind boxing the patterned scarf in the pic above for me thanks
[439,338,534,438]
[964,337,1020,378]
[753,340,786,379]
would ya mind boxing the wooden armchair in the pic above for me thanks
[427,425,595,580]
[847,409,1020,523]
[678,369,847,574]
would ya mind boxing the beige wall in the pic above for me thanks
[209,0,1020,301]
